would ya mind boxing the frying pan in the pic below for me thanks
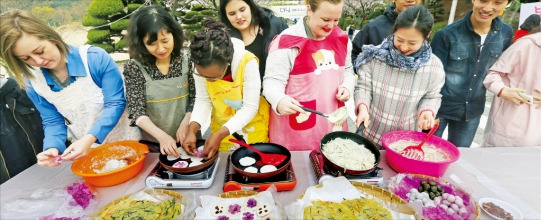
[320,131,380,175]
[139,139,218,174]
[230,142,291,179]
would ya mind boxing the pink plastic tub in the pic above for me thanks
[381,130,460,177]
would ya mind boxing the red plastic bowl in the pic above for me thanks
[381,130,460,177]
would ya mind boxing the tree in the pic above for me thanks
[425,0,445,22]
[340,0,387,30]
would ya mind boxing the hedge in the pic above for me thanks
[87,0,124,18]
[115,38,126,50]
[200,9,216,16]
[82,14,107,27]
[87,29,111,43]
[127,3,142,12]
[110,19,130,31]
[91,43,114,53]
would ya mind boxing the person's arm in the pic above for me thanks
[340,39,356,97]
[189,71,212,128]
[223,58,261,134]
[25,86,67,152]
[417,56,445,119]
[351,26,370,69]
[87,47,125,143]
[262,46,297,113]
[430,31,449,69]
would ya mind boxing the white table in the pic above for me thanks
[1,147,540,219]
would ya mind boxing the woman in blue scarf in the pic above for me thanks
[353,6,445,148]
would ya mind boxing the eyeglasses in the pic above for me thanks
[194,63,230,81]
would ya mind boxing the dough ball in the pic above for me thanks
[239,156,256,166]
[260,165,277,173]
[244,166,258,173]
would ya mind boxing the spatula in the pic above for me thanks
[229,139,287,166]
[401,119,440,160]
[298,106,348,124]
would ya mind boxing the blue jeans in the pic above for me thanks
[434,117,481,148]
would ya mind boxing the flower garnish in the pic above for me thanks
[172,161,188,168]
[247,198,257,208]
[66,183,93,209]
[242,212,255,220]
[228,204,241,214]
[195,149,203,157]
[54,155,62,165]
[217,216,229,220]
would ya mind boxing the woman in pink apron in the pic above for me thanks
[183,18,269,159]
[262,0,355,151]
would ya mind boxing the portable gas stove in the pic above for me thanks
[223,155,297,192]
[309,150,383,185]
[145,157,220,189]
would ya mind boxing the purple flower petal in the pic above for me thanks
[242,212,255,220]
[217,216,229,220]
[228,204,241,214]
[247,198,257,208]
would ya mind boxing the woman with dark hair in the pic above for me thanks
[0,10,140,167]
[354,6,445,148]
[514,14,540,42]
[123,5,195,157]
[219,0,288,82]
[182,18,269,159]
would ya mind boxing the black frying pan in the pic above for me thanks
[230,141,291,179]
[139,139,218,174]
[320,131,380,175]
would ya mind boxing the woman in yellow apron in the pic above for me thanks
[183,18,269,159]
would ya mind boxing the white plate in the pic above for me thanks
[479,198,523,220]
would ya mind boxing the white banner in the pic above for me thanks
[268,5,307,22]
[519,2,541,27]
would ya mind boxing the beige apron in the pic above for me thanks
[133,56,190,141]
[30,45,140,146]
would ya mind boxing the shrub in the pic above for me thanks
[127,3,142,12]
[82,13,107,26]
[87,29,111,43]
[200,9,216,16]
[87,0,124,18]
[430,21,447,40]
[115,38,126,50]
[110,19,129,31]
[91,43,114,53]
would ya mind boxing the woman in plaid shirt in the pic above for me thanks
[354,6,444,148]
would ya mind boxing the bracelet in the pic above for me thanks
[497,88,505,97]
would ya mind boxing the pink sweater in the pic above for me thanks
[483,33,541,147]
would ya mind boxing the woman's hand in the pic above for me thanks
[157,134,180,158]
[499,87,531,106]
[336,87,350,102]
[202,127,229,160]
[61,134,96,161]
[176,112,191,144]
[37,148,61,167]
[533,89,541,109]
[182,121,201,156]
[276,96,304,115]
[355,104,370,128]
[417,110,436,130]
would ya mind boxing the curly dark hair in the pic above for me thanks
[190,18,233,67]
[126,5,184,63]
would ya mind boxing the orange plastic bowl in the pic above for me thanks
[71,140,149,187]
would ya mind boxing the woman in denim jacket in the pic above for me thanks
[431,0,513,147]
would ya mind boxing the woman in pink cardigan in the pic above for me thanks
[483,31,541,147]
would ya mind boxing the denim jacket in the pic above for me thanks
[431,11,513,121]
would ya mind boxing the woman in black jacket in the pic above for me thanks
[0,77,44,183]
[219,0,288,84]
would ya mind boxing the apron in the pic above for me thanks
[206,52,269,152]
[30,45,140,146]
[268,28,348,151]
[133,52,190,141]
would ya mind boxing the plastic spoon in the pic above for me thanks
[401,119,440,160]
[229,139,287,166]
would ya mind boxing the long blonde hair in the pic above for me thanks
[0,10,69,86]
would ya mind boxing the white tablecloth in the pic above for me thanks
[1,147,540,219]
